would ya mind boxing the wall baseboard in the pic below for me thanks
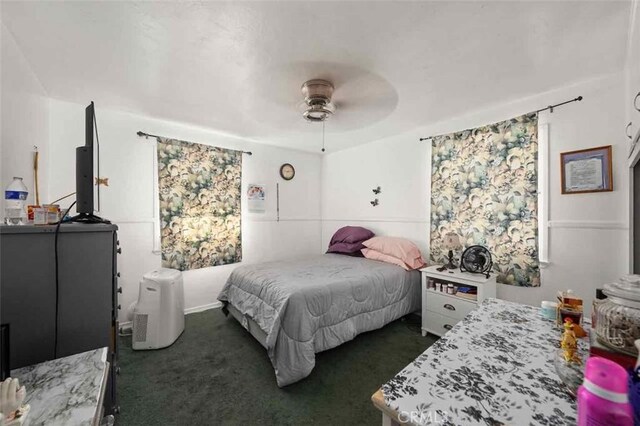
[184,301,223,314]
[119,301,223,331]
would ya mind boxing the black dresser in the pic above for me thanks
[0,223,120,415]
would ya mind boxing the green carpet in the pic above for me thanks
[117,309,436,425]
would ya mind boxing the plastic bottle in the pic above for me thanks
[577,356,633,426]
[4,177,28,225]
[629,340,640,425]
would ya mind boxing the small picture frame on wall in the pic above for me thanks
[560,145,613,194]
[247,184,266,213]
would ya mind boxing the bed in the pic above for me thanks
[217,253,421,387]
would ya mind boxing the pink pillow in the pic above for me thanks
[362,248,410,270]
[362,236,426,270]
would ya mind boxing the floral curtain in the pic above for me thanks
[157,137,242,271]
[430,113,540,286]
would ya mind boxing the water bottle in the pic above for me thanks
[4,177,28,225]
[629,340,640,425]
[577,356,633,426]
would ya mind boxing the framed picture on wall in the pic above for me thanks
[560,145,613,194]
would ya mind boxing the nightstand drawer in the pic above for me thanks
[424,310,459,336]
[426,291,476,321]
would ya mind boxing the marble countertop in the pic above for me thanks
[11,348,108,426]
[379,298,589,425]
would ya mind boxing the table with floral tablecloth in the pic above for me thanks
[379,298,588,425]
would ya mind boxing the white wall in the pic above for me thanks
[1,23,50,209]
[321,129,430,254]
[322,72,628,317]
[48,99,322,321]
[625,0,639,138]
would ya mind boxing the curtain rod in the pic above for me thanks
[419,95,583,142]
[136,131,253,155]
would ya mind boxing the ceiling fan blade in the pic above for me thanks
[242,60,399,133]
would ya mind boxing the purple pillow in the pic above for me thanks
[327,243,366,257]
[327,241,365,256]
[329,226,375,245]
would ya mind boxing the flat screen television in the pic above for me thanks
[71,102,108,223]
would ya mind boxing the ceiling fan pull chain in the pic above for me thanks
[322,121,326,153]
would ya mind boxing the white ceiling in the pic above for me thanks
[1,1,632,153]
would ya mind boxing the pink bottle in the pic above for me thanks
[577,356,633,426]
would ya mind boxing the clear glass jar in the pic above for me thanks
[595,275,640,356]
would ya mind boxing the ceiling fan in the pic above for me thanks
[298,79,336,152]
[250,65,398,151]
[299,79,336,122]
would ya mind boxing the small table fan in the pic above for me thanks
[460,245,493,278]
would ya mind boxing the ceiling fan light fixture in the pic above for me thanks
[301,79,336,122]
[302,103,335,122]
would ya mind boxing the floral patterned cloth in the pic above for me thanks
[382,298,588,425]
[157,137,242,270]
[430,113,539,286]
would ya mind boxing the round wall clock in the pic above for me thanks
[280,163,295,181]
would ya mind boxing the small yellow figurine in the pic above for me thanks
[561,319,582,364]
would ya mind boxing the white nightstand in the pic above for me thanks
[420,265,497,337]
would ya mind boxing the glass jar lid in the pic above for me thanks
[603,275,640,301]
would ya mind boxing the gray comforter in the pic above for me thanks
[217,254,421,387]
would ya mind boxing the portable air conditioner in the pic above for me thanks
[132,268,184,350]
